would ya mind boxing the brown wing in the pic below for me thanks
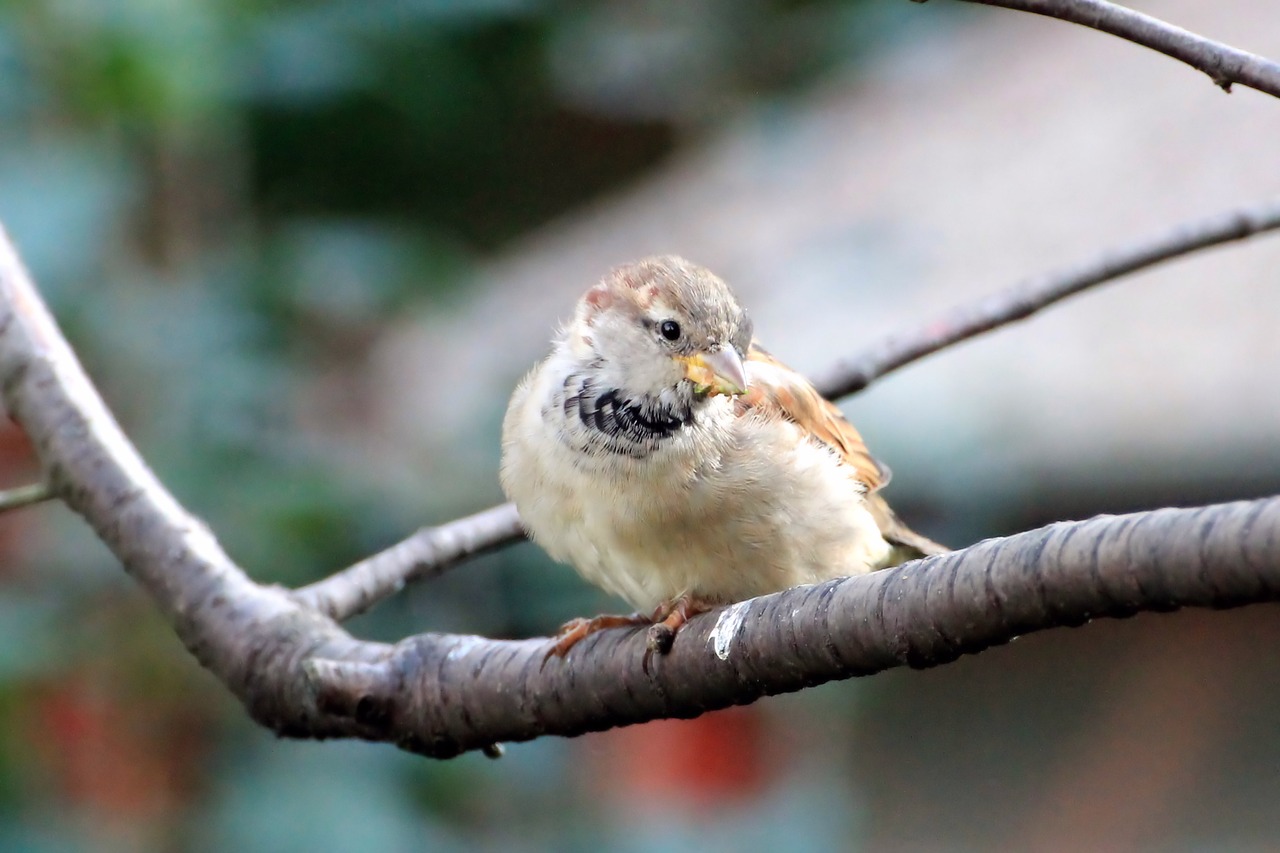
[737,343,888,491]
[737,343,947,561]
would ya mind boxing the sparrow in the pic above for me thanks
[501,256,944,659]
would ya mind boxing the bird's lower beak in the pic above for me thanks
[681,347,748,396]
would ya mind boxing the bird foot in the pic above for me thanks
[646,622,677,655]
[641,596,711,673]
[542,612,649,665]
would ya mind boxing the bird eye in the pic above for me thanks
[659,320,681,341]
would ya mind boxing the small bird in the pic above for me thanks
[501,256,944,658]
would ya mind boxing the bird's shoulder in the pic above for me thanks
[736,343,889,493]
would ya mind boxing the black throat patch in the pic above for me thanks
[558,373,694,457]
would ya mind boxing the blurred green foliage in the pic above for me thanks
[0,0,887,849]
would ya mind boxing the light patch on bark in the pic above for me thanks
[710,600,751,660]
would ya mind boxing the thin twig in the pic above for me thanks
[293,503,524,620]
[812,198,1280,398]
[0,481,52,511]
[302,197,1280,622]
[940,0,1280,99]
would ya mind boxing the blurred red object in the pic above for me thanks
[0,421,42,566]
[585,705,769,811]
[27,669,207,847]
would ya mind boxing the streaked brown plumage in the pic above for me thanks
[737,343,947,564]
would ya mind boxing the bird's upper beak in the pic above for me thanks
[680,346,748,396]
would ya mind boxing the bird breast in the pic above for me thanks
[501,359,891,612]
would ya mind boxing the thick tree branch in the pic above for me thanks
[940,0,1280,99]
[308,498,1280,758]
[302,197,1280,622]
[0,227,389,741]
[1,224,1278,759]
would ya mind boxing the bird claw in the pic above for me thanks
[540,618,588,669]
[541,613,649,668]
[640,623,678,675]
[638,596,715,673]
[646,622,676,654]
[540,600,709,673]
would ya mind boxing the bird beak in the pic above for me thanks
[681,346,748,396]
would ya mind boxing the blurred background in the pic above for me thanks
[0,0,1277,850]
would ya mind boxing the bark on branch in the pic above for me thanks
[1,223,1278,759]
[941,0,1280,99]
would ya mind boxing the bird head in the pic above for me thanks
[567,256,753,400]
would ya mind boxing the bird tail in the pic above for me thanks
[866,493,949,568]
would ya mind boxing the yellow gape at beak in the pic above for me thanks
[680,346,748,396]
